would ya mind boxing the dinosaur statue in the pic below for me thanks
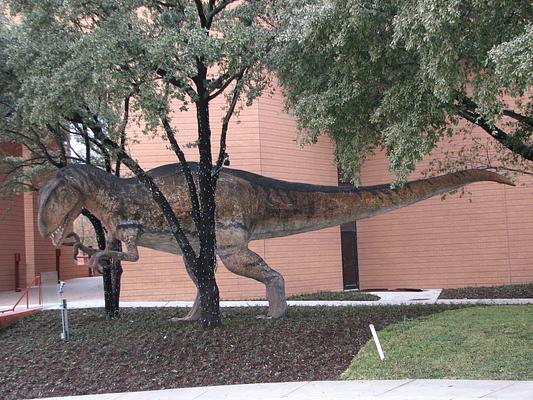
[38,163,513,319]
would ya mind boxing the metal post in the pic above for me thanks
[14,253,21,292]
[38,276,42,306]
[55,249,61,283]
[61,299,70,341]
[58,281,69,341]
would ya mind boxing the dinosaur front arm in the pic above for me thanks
[89,224,141,272]
[64,232,98,259]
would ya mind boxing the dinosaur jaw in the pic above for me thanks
[49,215,69,247]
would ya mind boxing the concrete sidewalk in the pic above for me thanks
[38,380,533,400]
[3,277,533,311]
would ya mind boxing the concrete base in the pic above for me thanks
[41,271,58,285]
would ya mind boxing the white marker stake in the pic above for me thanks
[369,324,385,360]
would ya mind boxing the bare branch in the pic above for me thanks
[115,97,131,176]
[70,122,113,172]
[46,124,68,166]
[207,67,246,101]
[503,109,533,128]
[206,0,238,27]
[26,127,63,168]
[455,106,533,162]
[83,125,91,164]
[194,0,207,27]
[156,68,198,100]
[1,157,49,180]
[213,78,243,180]
[68,112,198,260]
[160,116,202,231]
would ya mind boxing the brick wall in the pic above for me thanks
[357,130,533,289]
[0,141,85,292]
[122,86,343,301]
[0,144,26,291]
[0,194,26,291]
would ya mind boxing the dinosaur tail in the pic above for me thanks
[355,169,514,220]
[251,169,513,240]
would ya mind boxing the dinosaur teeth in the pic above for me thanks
[50,219,67,246]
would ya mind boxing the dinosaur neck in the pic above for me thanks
[253,169,512,240]
[62,165,124,228]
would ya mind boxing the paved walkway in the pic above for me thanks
[2,277,533,311]
[3,278,533,400]
[38,380,533,399]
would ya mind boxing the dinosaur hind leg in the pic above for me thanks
[172,259,201,322]
[174,292,201,321]
[219,247,287,318]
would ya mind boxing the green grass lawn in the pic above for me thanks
[342,305,533,380]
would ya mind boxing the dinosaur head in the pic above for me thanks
[38,175,84,247]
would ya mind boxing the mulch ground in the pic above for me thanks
[287,291,380,301]
[1,305,462,399]
[439,282,533,299]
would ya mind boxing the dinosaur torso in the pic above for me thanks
[54,163,366,253]
[38,162,513,319]
[49,163,513,255]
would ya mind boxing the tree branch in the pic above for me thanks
[69,112,198,261]
[206,0,238,27]
[503,109,533,128]
[83,125,91,165]
[160,116,202,231]
[156,68,198,100]
[1,157,49,182]
[115,97,130,176]
[26,128,63,168]
[455,106,533,162]
[81,209,107,250]
[207,67,246,101]
[70,123,113,172]
[213,79,242,180]
[46,124,68,167]
[194,0,207,27]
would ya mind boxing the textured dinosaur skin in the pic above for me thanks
[38,163,513,318]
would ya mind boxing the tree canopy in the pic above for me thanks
[274,0,533,182]
[1,0,276,327]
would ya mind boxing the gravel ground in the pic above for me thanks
[0,305,463,399]
[439,282,533,299]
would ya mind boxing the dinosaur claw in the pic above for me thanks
[170,315,200,322]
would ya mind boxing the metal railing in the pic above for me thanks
[0,275,42,314]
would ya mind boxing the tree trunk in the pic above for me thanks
[195,93,222,328]
[102,258,122,319]
[102,263,113,316]
[195,253,221,327]
[109,240,123,318]
[83,210,122,318]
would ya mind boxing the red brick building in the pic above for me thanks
[120,88,533,301]
[0,145,83,292]
[1,88,532,298]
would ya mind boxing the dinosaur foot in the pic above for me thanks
[265,287,288,319]
[255,307,288,320]
[170,314,201,322]
[170,301,201,322]
[268,308,288,319]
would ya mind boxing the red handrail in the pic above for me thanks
[0,276,42,314]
